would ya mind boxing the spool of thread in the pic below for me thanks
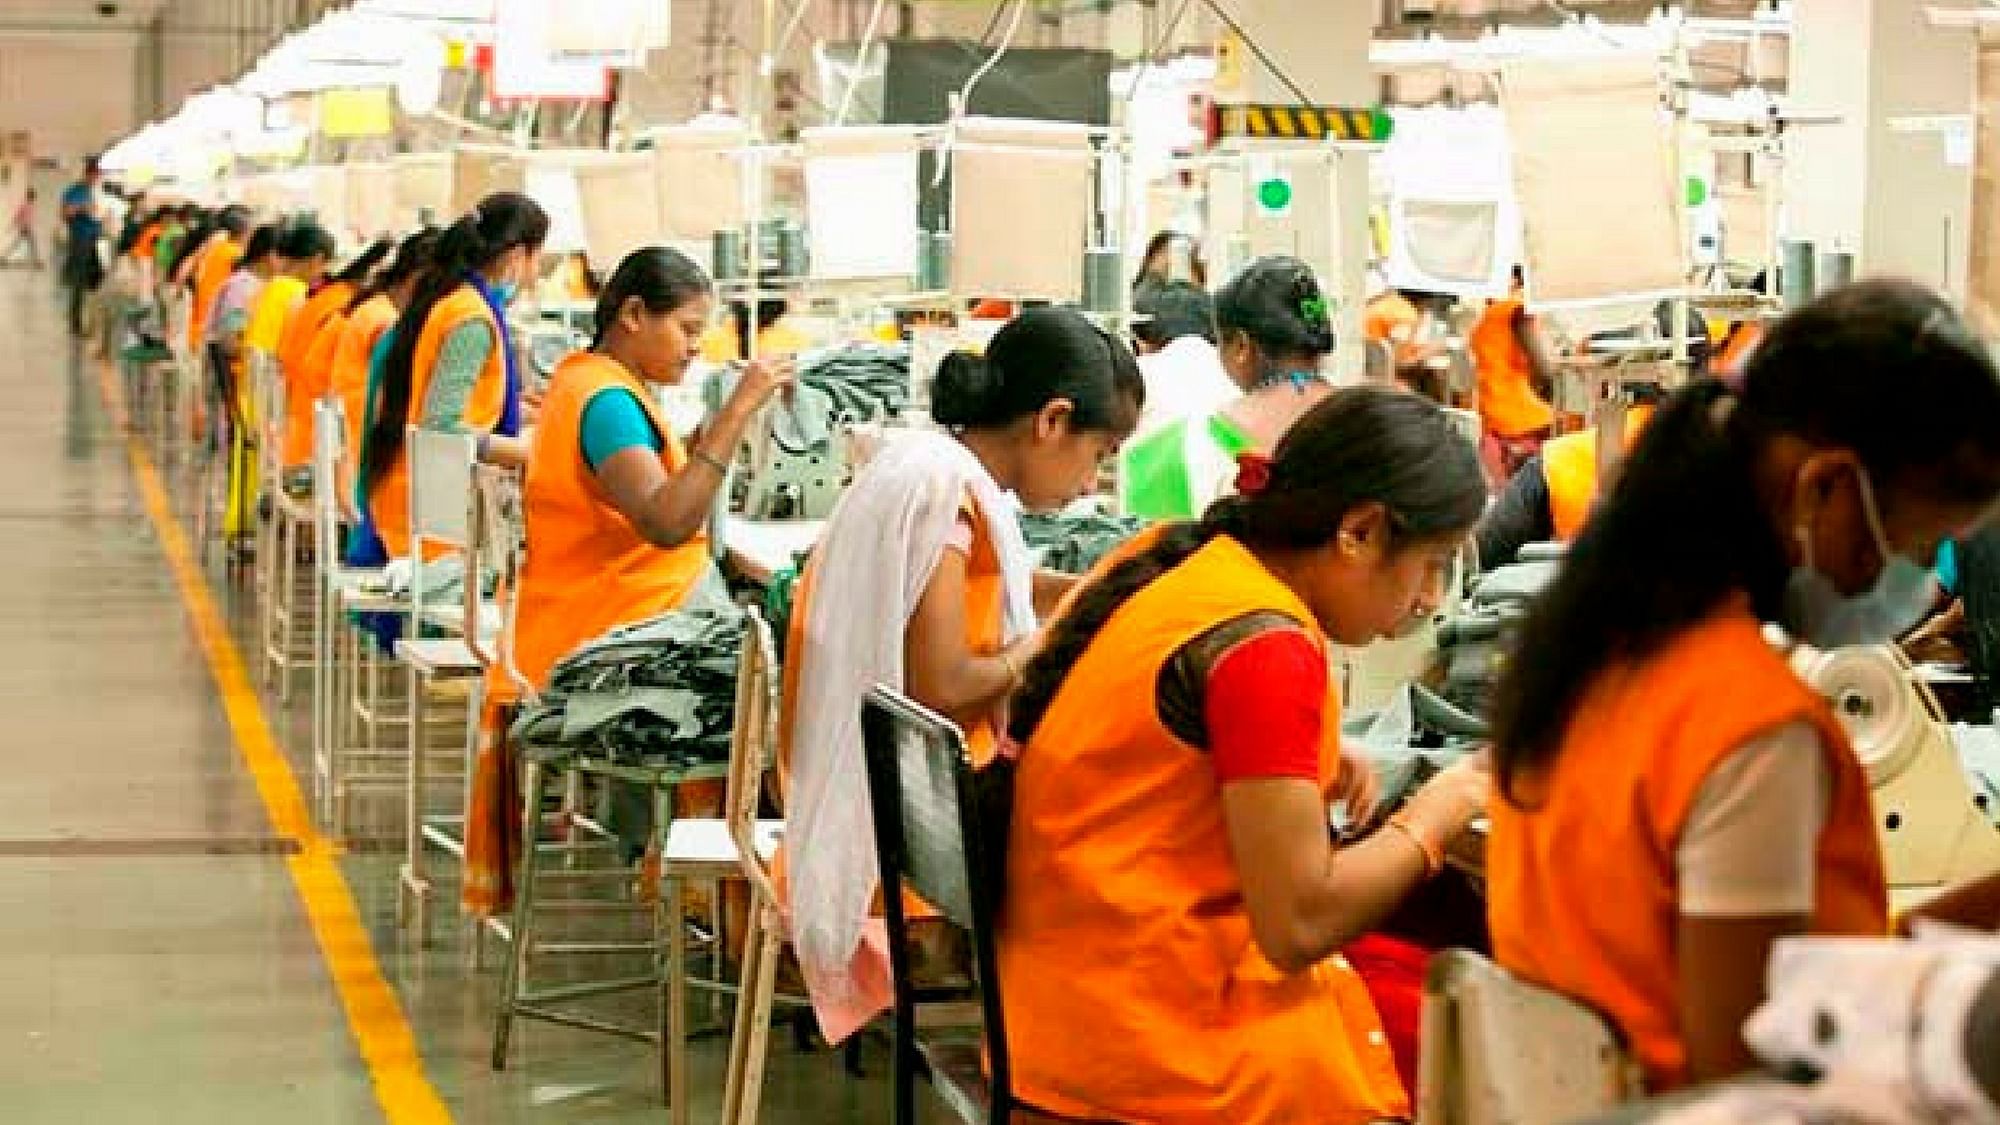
[1781,239,1816,309]
[711,228,746,282]
[918,230,952,291]
[776,222,809,280]
[1819,250,1855,293]
[1083,246,1123,314]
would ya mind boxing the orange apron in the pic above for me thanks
[1541,404,1656,541]
[277,281,354,467]
[188,237,241,351]
[1471,297,1555,439]
[331,294,397,478]
[1487,603,1889,1091]
[368,285,505,560]
[1000,534,1408,1125]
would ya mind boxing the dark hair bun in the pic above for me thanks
[930,350,999,428]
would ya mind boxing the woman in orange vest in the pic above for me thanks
[358,193,548,562]
[323,228,439,525]
[998,387,1489,1123]
[783,308,1145,1043]
[1475,386,1666,568]
[1471,267,1557,480]
[276,236,392,472]
[461,246,791,915]
[186,207,249,356]
[1486,278,2000,1093]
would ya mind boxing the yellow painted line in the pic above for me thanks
[94,359,453,1125]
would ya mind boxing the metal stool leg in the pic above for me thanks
[492,756,550,1070]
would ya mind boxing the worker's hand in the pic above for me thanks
[1334,745,1382,830]
[727,357,796,415]
[1404,752,1490,847]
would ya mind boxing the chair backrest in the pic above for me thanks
[727,607,781,902]
[312,399,345,570]
[406,425,477,621]
[252,351,283,479]
[466,463,528,691]
[1416,949,1643,1125]
[860,685,1016,1125]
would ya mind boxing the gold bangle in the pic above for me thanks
[999,650,1023,688]
[1385,813,1443,880]
[692,446,730,475]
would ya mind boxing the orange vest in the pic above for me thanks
[1541,404,1656,541]
[999,534,1407,1125]
[278,281,356,468]
[1487,604,1889,1091]
[1715,320,1765,378]
[1471,297,1555,439]
[501,352,711,696]
[368,285,506,560]
[189,237,241,352]
[332,295,397,477]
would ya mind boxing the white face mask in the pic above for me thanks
[1783,464,1940,649]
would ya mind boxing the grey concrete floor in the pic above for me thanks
[0,268,940,1123]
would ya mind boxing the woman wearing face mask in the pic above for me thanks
[462,246,791,916]
[780,307,1144,1044]
[360,192,548,560]
[1000,387,1490,1123]
[1120,255,1336,520]
[1486,279,2000,1093]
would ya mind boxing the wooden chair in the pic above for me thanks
[1416,949,1643,1125]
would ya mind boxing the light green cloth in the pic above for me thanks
[1118,412,1254,521]
[419,319,495,432]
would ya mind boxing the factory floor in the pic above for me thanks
[0,268,941,1124]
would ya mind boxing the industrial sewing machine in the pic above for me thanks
[1791,643,2000,912]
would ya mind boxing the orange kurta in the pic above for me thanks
[367,285,506,560]
[1541,404,1656,541]
[331,294,398,478]
[1471,297,1555,439]
[188,237,241,351]
[502,351,712,696]
[999,534,1407,1125]
[278,281,357,468]
[1487,604,1890,1091]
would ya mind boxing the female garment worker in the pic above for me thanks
[1471,267,1557,482]
[1120,255,1336,519]
[1474,386,1665,569]
[359,192,548,562]
[783,308,1144,1044]
[999,387,1490,1124]
[325,227,439,524]
[206,223,279,546]
[461,246,791,916]
[276,236,393,472]
[1486,278,2000,1093]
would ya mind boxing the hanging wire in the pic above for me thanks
[834,0,891,126]
[1198,0,1312,105]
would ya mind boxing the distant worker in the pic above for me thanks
[2,188,41,268]
[59,157,106,337]
[1471,266,1557,482]
[1128,280,1235,437]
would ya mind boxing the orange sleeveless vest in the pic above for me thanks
[499,352,711,696]
[999,534,1408,1125]
[1541,404,1655,541]
[332,294,397,478]
[1487,604,1889,1091]
[1471,297,1555,439]
[368,285,505,560]
[189,238,241,351]
[278,282,355,468]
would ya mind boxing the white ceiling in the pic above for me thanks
[0,0,171,31]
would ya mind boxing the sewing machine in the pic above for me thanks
[1792,644,2000,912]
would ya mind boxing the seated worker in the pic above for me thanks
[186,206,249,358]
[462,246,791,916]
[781,307,1144,1044]
[1133,229,1206,291]
[327,228,439,524]
[1472,266,1557,482]
[1128,279,1235,436]
[1120,255,1336,520]
[699,271,809,363]
[245,218,333,368]
[1475,386,1666,568]
[1362,269,1443,377]
[999,387,1491,1123]
[359,192,548,563]
[276,237,393,472]
[205,223,279,547]
[1486,278,2000,1094]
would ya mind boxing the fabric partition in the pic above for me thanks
[522,150,591,256]
[1380,105,1520,299]
[1500,56,1685,307]
[802,126,923,281]
[450,145,528,219]
[309,165,350,242]
[650,125,749,242]
[393,152,454,226]
[571,152,662,272]
[1971,42,2000,334]
[949,117,1094,302]
[344,162,398,240]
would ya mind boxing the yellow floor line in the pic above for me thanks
[95,359,453,1125]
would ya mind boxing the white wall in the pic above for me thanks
[0,31,142,165]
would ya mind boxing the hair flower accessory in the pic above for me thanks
[1234,451,1274,497]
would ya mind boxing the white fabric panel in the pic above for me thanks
[572,153,663,273]
[802,126,923,281]
[949,117,1093,302]
[309,166,350,242]
[450,145,528,219]
[344,162,398,240]
[521,150,595,255]
[1501,56,1686,307]
[393,152,453,226]
[650,125,749,240]
[1380,105,1519,299]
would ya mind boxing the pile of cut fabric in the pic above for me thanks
[1018,509,1147,575]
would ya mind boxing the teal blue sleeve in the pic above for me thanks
[580,387,663,471]
[1938,538,1960,596]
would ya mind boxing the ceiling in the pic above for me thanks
[0,0,172,31]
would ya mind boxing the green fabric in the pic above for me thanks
[419,319,494,432]
[1119,413,1253,521]
[153,225,185,275]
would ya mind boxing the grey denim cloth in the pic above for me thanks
[1019,510,1148,575]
